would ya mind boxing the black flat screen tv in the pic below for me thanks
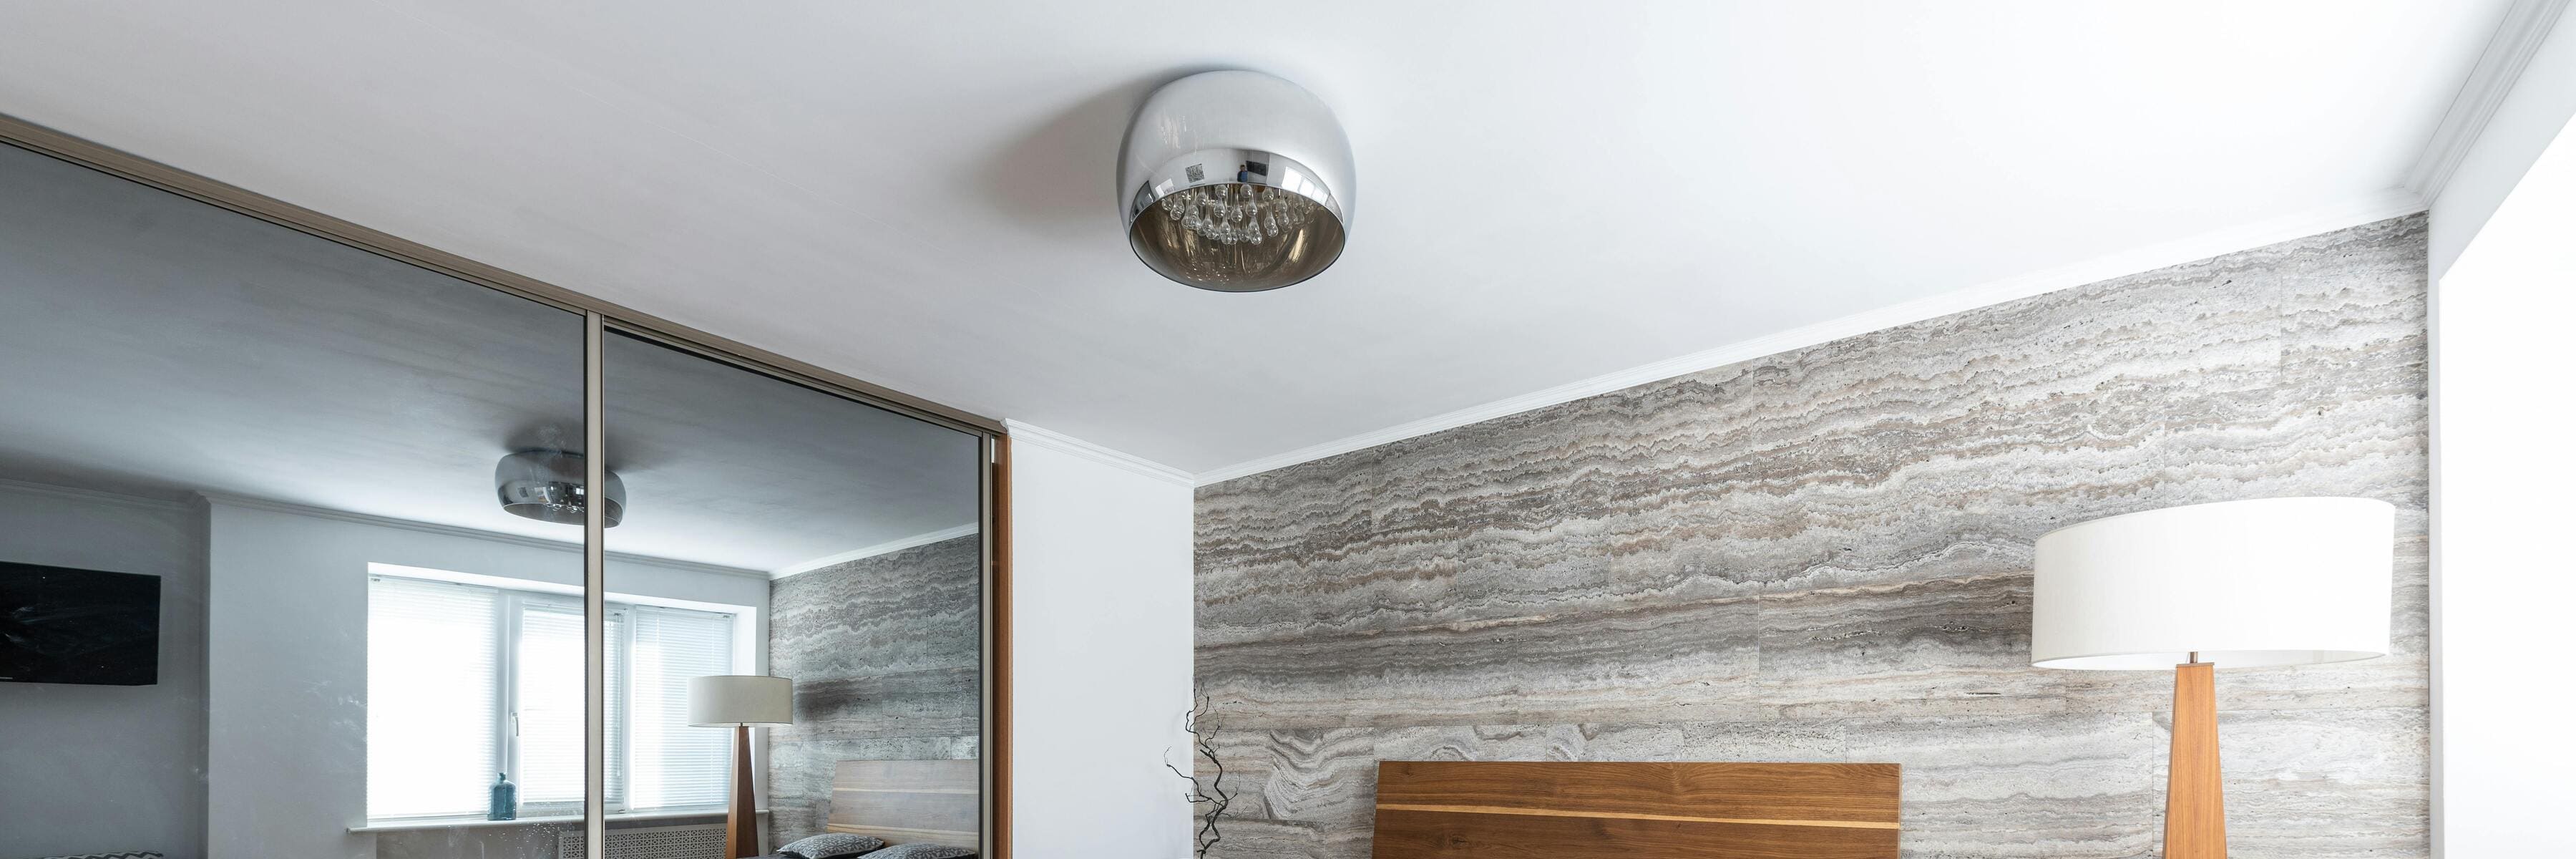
[0,560,160,685]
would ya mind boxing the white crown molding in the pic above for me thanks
[766,523,980,579]
[1002,419,1196,486]
[1194,188,2429,486]
[2405,0,2573,200]
[0,477,191,511]
[195,491,769,580]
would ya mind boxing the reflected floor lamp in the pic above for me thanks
[2032,497,2394,859]
[692,674,794,859]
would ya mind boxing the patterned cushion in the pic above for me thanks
[776,833,887,859]
[862,844,972,859]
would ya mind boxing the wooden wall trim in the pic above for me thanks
[1372,761,1899,859]
[988,434,1014,859]
[1370,804,1901,830]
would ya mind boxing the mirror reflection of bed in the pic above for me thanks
[783,759,980,857]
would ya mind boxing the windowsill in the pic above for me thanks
[350,807,766,833]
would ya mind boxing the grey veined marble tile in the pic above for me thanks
[1843,713,2164,859]
[1199,217,2425,649]
[1757,572,2065,719]
[769,535,982,681]
[1199,593,1764,729]
[1197,216,2431,859]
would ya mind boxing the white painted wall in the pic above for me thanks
[2429,4,2576,280]
[1005,423,1196,859]
[0,481,207,859]
[2431,102,2576,856]
[201,498,769,859]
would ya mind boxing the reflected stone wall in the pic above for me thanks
[1193,216,2431,858]
[766,535,982,847]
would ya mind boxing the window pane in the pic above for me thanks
[517,601,622,809]
[629,606,736,810]
[366,577,500,820]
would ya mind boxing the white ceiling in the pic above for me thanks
[0,1,2517,477]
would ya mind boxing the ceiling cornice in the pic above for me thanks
[1004,420,1196,486]
[2404,0,2573,200]
[197,491,769,580]
[766,522,980,580]
[1192,187,2429,487]
[0,476,191,511]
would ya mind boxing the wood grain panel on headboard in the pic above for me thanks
[827,759,981,851]
[1372,761,1899,859]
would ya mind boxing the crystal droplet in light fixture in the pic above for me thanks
[1118,70,1355,292]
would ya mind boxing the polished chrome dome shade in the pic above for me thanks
[1120,71,1355,292]
[494,449,624,527]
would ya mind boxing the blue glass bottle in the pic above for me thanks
[489,772,517,820]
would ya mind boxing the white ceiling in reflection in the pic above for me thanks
[0,143,979,573]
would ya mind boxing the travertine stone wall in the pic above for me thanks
[766,535,982,845]
[1193,216,2430,858]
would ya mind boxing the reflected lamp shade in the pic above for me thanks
[687,674,793,727]
[2031,496,2396,670]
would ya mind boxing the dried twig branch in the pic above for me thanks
[1164,696,1230,858]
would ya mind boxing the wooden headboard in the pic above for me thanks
[826,759,981,851]
[1371,761,1899,859]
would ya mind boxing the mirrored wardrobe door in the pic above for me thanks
[600,331,986,859]
[0,139,594,858]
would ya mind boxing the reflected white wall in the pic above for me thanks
[0,481,206,859]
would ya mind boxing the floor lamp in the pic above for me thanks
[691,674,795,859]
[2031,497,2394,859]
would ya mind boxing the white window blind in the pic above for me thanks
[366,576,502,820]
[514,601,624,812]
[627,606,737,810]
[364,573,740,822]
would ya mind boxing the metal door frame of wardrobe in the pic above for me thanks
[0,113,1014,859]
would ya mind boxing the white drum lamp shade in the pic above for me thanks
[2032,496,2393,859]
[2029,495,2390,670]
[691,674,790,858]
[2032,496,2395,670]
[688,674,793,727]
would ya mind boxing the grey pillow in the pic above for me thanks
[865,845,973,859]
[776,833,886,859]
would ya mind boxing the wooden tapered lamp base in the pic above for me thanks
[2164,662,2225,859]
[728,724,759,859]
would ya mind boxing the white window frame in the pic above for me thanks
[499,590,633,817]
[366,564,753,823]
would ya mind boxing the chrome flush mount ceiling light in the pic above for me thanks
[1120,70,1355,292]
[495,449,625,527]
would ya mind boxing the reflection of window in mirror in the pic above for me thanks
[0,133,595,859]
[366,566,749,824]
[1,117,996,859]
